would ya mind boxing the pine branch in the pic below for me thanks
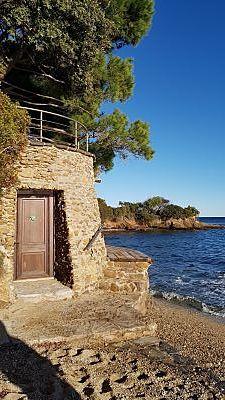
[13,66,65,84]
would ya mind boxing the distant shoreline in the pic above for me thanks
[103,222,225,233]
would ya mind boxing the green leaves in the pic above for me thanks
[106,0,154,45]
[105,56,134,102]
[1,0,155,172]
[183,206,200,218]
[1,0,113,94]
[0,93,29,189]
[159,204,200,220]
[87,109,154,172]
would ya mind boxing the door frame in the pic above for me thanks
[15,189,54,280]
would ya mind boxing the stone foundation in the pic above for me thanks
[0,246,11,303]
[100,260,150,294]
[0,143,107,301]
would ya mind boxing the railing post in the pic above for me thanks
[75,121,78,148]
[86,132,89,152]
[40,110,43,142]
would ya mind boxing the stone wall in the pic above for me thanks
[0,143,107,301]
[0,246,11,303]
[100,260,150,294]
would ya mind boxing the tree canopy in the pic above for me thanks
[0,0,155,172]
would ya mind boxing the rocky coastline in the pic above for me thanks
[102,217,225,232]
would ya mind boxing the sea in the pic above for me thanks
[104,217,225,318]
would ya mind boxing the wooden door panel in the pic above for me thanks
[16,194,54,280]
[21,252,45,276]
[22,199,46,244]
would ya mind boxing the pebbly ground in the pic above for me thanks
[0,294,225,399]
[0,336,224,400]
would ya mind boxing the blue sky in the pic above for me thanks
[96,0,225,216]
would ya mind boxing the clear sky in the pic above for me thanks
[96,0,225,217]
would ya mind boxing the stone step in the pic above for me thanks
[12,278,73,302]
[26,322,158,347]
[132,335,160,347]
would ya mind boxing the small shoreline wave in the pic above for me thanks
[150,289,225,318]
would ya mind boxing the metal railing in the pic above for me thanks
[83,225,102,251]
[1,80,90,151]
[18,105,89,152]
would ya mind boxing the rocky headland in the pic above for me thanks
[102,216,224,232]
[98,197,225,232]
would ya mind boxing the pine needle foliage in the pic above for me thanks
[1,0,155,171]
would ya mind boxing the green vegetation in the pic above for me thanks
[98,197,200,225]
[0,0,154,172]
[0,92,29,190]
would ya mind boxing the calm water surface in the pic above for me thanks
[104,217,225,317]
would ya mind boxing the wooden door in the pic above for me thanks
[16,193,54,280]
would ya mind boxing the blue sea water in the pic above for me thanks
[104,217,225,318]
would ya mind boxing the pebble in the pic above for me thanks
[3,394,27,400]
[0,298,225,400]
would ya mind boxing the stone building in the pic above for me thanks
[0,142,152,304]
[0,98,151,304]
[0,141,107,302]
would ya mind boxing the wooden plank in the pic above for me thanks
[116,246,149,261]
[106,245,152,263]
[126,247,151,260]
[109,248,127,260]
[113,247,128,258]
[119,249,136,260]
[106,246,119,261]
[106,252,118,261]
[125,248,150,261]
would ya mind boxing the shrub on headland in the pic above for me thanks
[159,204,199,221]
[98,196,199,225]
[0,92,29,191]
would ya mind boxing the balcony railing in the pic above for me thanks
[18,106,89,152]
[1,81,90,152]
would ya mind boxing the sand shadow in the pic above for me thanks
[0,321,80,399]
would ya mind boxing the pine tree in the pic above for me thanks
[0,0,155,171]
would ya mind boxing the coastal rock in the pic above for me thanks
[103,216,224,231]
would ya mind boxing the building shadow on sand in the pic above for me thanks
[0,321,80,399]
